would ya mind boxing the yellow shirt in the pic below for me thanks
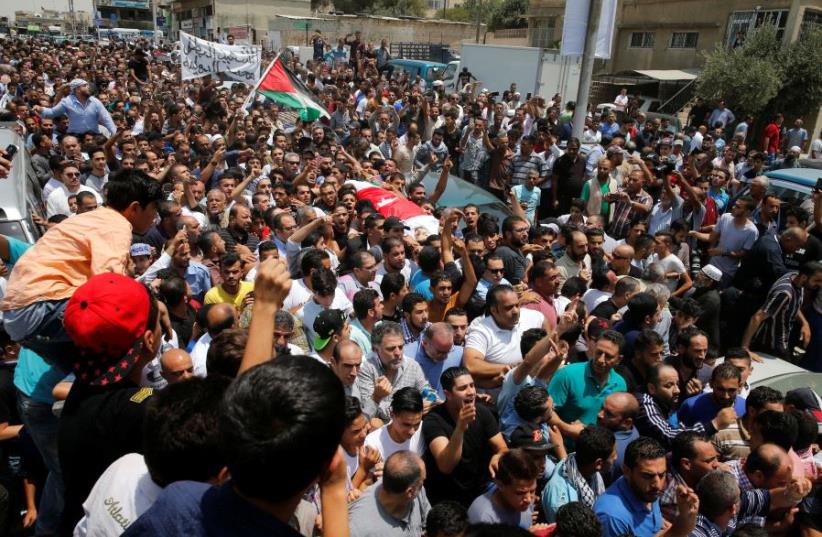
[1,207,132,310]
[203,281,254,309]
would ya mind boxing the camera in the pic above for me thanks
[655,162,675,176]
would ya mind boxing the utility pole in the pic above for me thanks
[474,0,481,43]
[152,0,158,44]
[571,0,601,141]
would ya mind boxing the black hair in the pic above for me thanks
[624,436,666,469]
[634,329,663,354]
[105,168,164,210]
[441,366,471,392]
[197,230,221,255]
[555,502,602,537]
[520,328,547,357]
[495,448,539,484]
[745,386,783,413]
[158,276,187,308]
[576,425,616,467]
[401,292,427,313]
[514,385,549,422]
[143,375,231,487]
[311,268,338,296]
[671,431,707,472]
[300,248,330,276]
[391,387,424,414]
[711,362,742,384]
[352,288,380,320]
[219,355,345,502]
[206,328,248,378]
[426,501,468,537]
[791,409,818,451]
[219,252,241,269]
[418,245,441,274]
[590,266,612,291]
[730,524,769,537]
[344,396,363,426]
[626,292,658,323]
[674,297,703,319]
[560,277,587,299]
[755,410,798,452]
[380,272,406,300]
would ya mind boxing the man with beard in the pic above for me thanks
[34,79,116,136]
[549,330,627,445]
[635,364,736,450]
[678,362,744,427]
[494,216,535,284]
[556,230,591,288]
[690,265,722,347]
[552,138,586,217]
[594,437,699,537]
[664,326,712,401]
[659,432,723,522]
[218,204,260,252]
[422,366,509,506]
[615,329,664,394]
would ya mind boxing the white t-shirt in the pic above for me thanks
[582,288,611,313]
[344,447,360,492]
[188,332,212,377]
[653,252,687,293]
[73,453,162,537]
[296,290,353,348]
[364,423,426,461]
[283,278,313,312]
[464,309,545,366]
[46,184,102,217]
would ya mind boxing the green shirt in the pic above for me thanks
[548,361,626,426]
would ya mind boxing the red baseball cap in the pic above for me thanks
[64,273,152,384]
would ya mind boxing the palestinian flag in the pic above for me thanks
[255,58,329,121]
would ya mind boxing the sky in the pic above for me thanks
[1,0,96,22]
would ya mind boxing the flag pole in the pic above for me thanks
[242,52,280,112]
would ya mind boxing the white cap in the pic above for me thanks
[789,145,801,153]
[432,80,444,87]
[701,264,722,283]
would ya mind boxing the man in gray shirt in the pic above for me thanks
[349,451,431,537]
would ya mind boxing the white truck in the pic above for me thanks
[442,43,581,101]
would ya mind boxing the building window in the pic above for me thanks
[669,31,698,48]
[427,0,443,10]
[726,9,789,48]
[530,17,556,48]
[629,32,654,48]
[801,9,822,37]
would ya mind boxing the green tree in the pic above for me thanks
[371,0,426,17]
[488,0,527,30]
[696,24,822,121]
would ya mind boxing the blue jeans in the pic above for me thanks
[4,300,74,369]
[17,391,64,535]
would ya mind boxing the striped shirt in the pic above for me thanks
[634,393,716,450]
[508,152,549,186]
[712,418,751,462]
[691,488,769,537]
[756,272,802,357]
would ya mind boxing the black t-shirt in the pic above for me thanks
[58,380,154,533]
[422,402,499,506]
[494,245,527,284]
[128,57,149,82]
[170,304,197,348]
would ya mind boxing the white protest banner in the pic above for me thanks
[180,31,261,82]
[560,0,617,59]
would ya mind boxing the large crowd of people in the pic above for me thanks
[0,30,819,537]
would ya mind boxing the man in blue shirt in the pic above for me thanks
[405,322,463,399]
[35,79,117,136]
[594,436,698,537]
[678,362,745,427]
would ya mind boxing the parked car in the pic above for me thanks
[385,59,447,87]
[420,170,511,224]
[0,124,46,243]
[762,167,819,207]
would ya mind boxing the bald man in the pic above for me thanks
[331,340,363,398]
[597,392,640,483]
[190,303,238,376]
[160,349,195,385]
[610,244,642,279]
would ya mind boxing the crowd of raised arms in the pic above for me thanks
[0,30,819,537]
